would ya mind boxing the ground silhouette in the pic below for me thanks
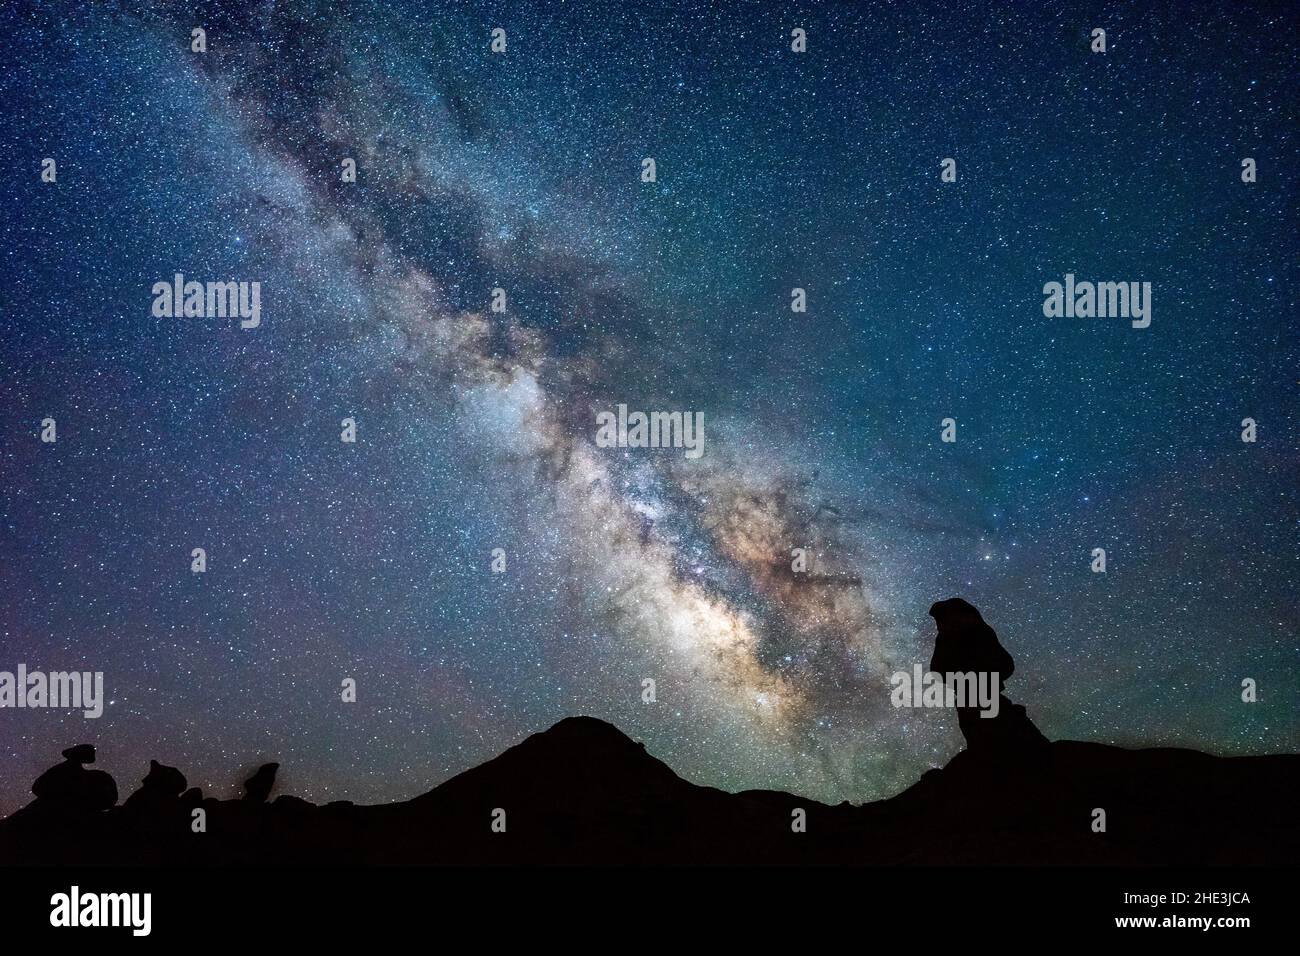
[2,716,1297,865]
[2,600,1297,865]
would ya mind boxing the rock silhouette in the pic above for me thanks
[928,597,1051,764]
[1,601,1297,865]
[124,760,187,804]
[121,760,190,837]
[243,763,279,803]
[61,744,96,764]
[29,744,117,814]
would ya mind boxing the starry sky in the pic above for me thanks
[0,0,1296,814]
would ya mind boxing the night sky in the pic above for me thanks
[1,0,1296,815]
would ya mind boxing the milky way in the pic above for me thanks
[1,0,1296,812]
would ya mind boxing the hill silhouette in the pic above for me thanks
[1,715,1296,865]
